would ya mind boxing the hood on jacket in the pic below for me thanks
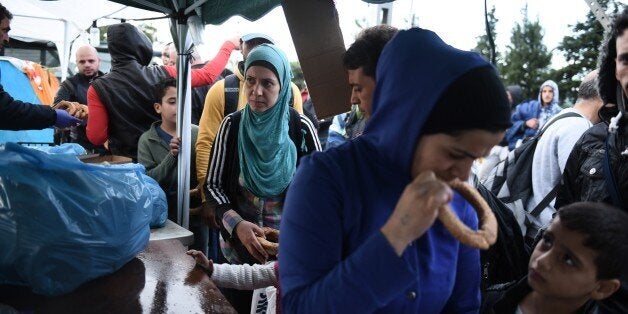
[107,23,154,67]
[362,28,507,178]
[506,85,524,108]
[537,80,559,106]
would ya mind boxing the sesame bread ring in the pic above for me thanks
[438,179,498,250]
[256,227,280,256]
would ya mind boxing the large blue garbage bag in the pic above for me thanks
[0,143,165,296]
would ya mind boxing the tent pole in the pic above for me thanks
[175,15,191,230]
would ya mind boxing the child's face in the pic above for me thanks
[155,86,177,125]
[528,217,601,300]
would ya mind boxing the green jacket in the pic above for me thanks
[137,121,199,220]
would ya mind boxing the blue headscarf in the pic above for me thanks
[238,44,296,197]
[362,28,498,177]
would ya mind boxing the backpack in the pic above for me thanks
[473,175,529,290]
[481,111,581,246]
[223,73,295,117]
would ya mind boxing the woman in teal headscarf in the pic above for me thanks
[203,44,321,265]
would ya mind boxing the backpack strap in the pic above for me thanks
[223,74,239,117]
[529,183,560,217]
[524,111,582,217]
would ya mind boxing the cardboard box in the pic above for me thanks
[282,0,351,119]
[79,154,132,164]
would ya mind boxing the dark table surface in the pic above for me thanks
[0,239,236,313]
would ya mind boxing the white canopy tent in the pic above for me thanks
[4,0,164,81]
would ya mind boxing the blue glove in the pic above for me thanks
[54,109,82,128]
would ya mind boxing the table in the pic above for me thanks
[150,219,194,246]
[0,240,236,313]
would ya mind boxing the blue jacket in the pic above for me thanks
[279,28,483,313]
[505,80,561,150]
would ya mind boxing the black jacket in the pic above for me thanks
[555,122,627,209]
[0,84,56,130]
[483,277,598,313]
[91,23,168,159]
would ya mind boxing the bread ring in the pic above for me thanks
[438,179,497,250]
[256,227,280,256]
[256,236,279,256]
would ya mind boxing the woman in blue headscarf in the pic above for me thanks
[203,43,320,263]
[279,28,512,313]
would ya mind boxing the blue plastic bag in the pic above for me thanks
[29,143,87,156]
[0,143,166,296]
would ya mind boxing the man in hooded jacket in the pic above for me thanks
[556,8,628,313]
[505,80,562,150]
[86,23,238,160]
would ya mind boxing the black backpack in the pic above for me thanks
[474,175,529,290]
[482,112,581,246]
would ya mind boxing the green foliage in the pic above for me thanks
[290,61,305,90]
[500,7,552,101]
[473,6,500,64]
[551,0,621,104]
[138,23,157,43]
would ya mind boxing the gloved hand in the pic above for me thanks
[54,109,82,128]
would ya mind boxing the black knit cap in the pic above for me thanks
[422,65,512,135]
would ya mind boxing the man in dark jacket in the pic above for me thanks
[556,7,628,313]
[0,2,81,131]
[54,45,105,151]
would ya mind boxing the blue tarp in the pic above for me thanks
[0,59,54,144]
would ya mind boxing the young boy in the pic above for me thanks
[487,202,628,313]
[137,77,207,254]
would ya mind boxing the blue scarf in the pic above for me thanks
[238,44,297,197]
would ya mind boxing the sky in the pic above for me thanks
[146,0,627,68]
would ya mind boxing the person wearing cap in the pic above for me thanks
[0,3,82,131]
[195,33,303,232]
[85,23,239,160]
[279,28,511,312]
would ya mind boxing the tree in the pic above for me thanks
[138,23,158,43]
[473,5,500,64]
[500,6,552,101]
[290,61,305,90]
[551,0,621,104]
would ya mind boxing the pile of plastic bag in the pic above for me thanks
[0,143,166,296]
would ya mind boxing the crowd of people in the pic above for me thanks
[1,1,627,313]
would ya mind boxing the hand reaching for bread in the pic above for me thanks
[52,100,88,120]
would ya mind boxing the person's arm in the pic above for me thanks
[279,157,418,313]
[212,262,278,290]
[53,81,73,104]
[137,134,177,186]
[203,115,234,210]
[443,202,481,313]
[0,85,56,130]
[86,86,108,145]
[196,80,226,202]
[554,139,585,209]
[163,41,237,87]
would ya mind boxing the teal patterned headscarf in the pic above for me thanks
[238,44,297,197]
